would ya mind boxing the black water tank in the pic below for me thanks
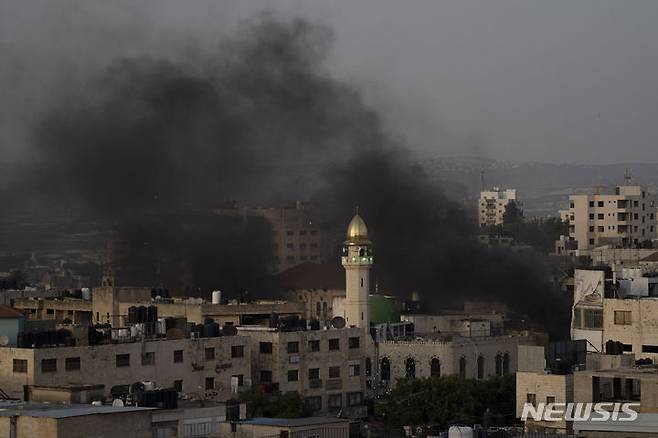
[128,306,137,324]
[204,322,220,337]
[147,306,158,323]
[137,306,147,323]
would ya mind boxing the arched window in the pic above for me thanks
[322,302,328,314]
[430,358,441,378]
[381,357,390,381]
[365,357,372,377]
[316,302,321,316]
[459,357,467,379]
[503,353,510,375]
[477,355,485,379]
[405,357,416,379]
[495,354,503,376]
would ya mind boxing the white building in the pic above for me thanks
[479,188,517,227]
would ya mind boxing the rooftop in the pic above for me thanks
[0,305,24,319]
[241,417,350,428]
[0,401,154,419]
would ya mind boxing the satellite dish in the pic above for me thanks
[112,399,124,407]
[0,336,9,346]
[331,316,346,329]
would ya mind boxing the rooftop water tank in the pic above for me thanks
[212,290,222,305]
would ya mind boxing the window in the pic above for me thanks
[260,342,273,354]
[13,359,27,373]
[286,230,294,236]
[430,358,441,378]
[304,396,322,412]
[260,370,272,383]
[527,393,537,406]
[173,350,184,363]
[349,364,361,377]
[477,356,485,379]
[205,377,215,390]
[381,357,391,381]
[231,345,244,358]
[583,308,603,329]
[614,310,632,325]
[328,338,340,351]
[308,368,320,380]
[286,243,294,249]
[598,226,605,232]
[205,347,215,361]
[642,345,658,353]
[288,369,299,382]
[328,393,342,409]
[598,213,605,220]
[287,341,299,354]
[329,366,341,379]
[598,201,604,207]
[547,396,556,405]
[589,201,594,207]
[65,357,80,371]
[41,358,57,373]
[405,357,415,379]
[308,340,320,352]
[349,337,360,349]
[116,354,130,368]
[459,357,467,379]
[142,352,155,366]
[173,380,183,392]
[365,357,372,376]
[495,354,503,376]
[589,213,595,220]
[503,353,510,375]
[347,391,363,407]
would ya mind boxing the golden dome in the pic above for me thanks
[346,213,370,244]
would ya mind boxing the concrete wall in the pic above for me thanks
[603,297,658,361]
[516,372,572,433]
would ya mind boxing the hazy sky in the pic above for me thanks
[2,0,658,164]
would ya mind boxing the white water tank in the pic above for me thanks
[448,426,473,438]
[212,290,222,305]
[81,288,91,300]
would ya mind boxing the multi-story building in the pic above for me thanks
[479,188,517,227]
[213,202,330,273]
[0,335,250,402]
[567,185,657,251]
[238,325,373,417]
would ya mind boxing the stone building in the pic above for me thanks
[479,187,517,227]
[219,417,352,438]
[0,335,250,402]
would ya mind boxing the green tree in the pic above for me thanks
[239,387,312,418]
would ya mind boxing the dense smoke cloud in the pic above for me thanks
[23,15,567,335]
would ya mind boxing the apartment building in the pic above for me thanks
[213,203,330,273]
[568,185,657,251]
[238,325,374,417]
[0,335,250,402]
[479,188,517,227]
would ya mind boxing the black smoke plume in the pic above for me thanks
[24,15,567,335]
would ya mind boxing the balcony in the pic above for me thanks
[617,213,629,222]
[309,379,323,389]
[325,379,342,390]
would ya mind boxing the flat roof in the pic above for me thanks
[241,417,350,428]
[0,402,154,419]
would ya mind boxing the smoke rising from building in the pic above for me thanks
[19,15,567,335]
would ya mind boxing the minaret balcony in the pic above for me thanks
[341,256,374,266]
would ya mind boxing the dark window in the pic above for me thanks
[173,350,184,363]
[459,357,467,379]
[349,364,361,377]
[205,377,214,390]
[589,213,595,220]
[527,393,536,406]
[598,213,605,220]
[477,355,485,379]
[308,368,320,380]
[260,342,273,354]
[287,341,299,354]
[288,369,299,382]
[348,337,360,349]
[615,311,632,325]
[231,345,244,358]
[304,396,322,411]
[260,370,272,383]
[142,352,155,366]
[381,357,391,381]
[430,358,441,378]
[173,380,183,392]
[598,201,604,207]
[584,308,603,329]
[205,347,215,361]
[329,366,341,378]
[13,359,27,373]
[495,354,503,376]
[328,338,340,351]
[405,357,415,379]
[328,393,342,409]
[503,353,510,375]
[547,396,556,405]
[286,230,294,236]
[286,243,294,249]
[347,391,363,407]
[41,358,57,373]
[308,340,320,352]
[642,345,658,353]
[116,354,130,368]
[365,357,372,377]
[65,357,80,371]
